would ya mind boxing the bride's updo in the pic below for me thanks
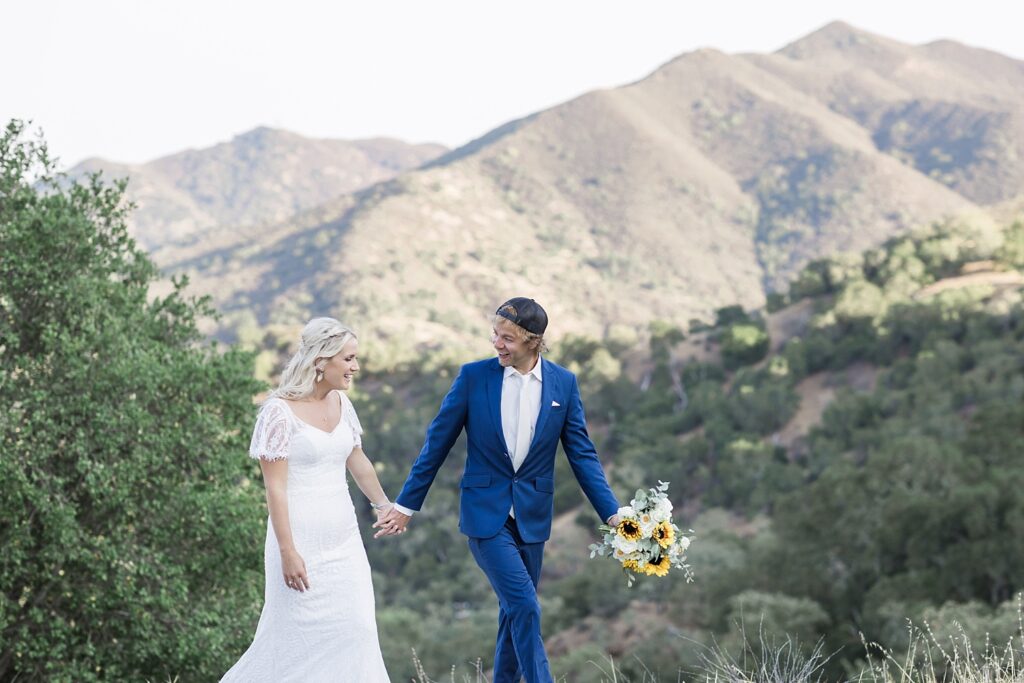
[272,317,356,400]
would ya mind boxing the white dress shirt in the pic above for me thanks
[393,358,543,517]
[502,361,543,470]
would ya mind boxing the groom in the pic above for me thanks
[374,297,621,683]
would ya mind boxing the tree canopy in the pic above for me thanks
[0,121,265,681]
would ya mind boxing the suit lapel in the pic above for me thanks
[486,359,507,452]
[528,357,555,456]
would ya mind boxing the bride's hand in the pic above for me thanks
[280,548,309,592]
[373,503,394,524]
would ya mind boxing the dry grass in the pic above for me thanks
[408,596,1024,682]
[696,598,1024,683]
[858,603,1024,683]
[694,627,834,683]
[411,650,489,683]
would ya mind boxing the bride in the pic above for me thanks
[222,318,393,682]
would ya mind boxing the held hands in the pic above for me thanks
[372,503,400,533]
[280,548,310,592]
[373,506,411,538]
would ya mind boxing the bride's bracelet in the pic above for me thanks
[370,500,391,511]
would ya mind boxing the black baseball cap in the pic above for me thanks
[495,297,548,335]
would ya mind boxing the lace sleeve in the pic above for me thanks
[340,391,363,448]
[249,399,292,461]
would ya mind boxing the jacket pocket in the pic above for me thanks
[533,477,554,493]
[460,474,491,488]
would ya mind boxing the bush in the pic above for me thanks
[766,292,789,313]
[715,305,751,327]
[724,591,830,648]
[0,121,264,681]
[995,221,1024,268]
[721,324,770,369]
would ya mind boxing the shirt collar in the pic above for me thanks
[503,357,543,382]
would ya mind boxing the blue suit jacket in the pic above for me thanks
[395,356,620,543]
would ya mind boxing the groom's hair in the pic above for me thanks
[492,315,549,354]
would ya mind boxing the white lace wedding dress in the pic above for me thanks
[222,390,390,682]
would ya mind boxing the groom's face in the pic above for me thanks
[492,319,536,369]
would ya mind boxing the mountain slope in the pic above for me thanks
[69,127,446,253]
[157,23,1021,361]
[749,21,1024,204]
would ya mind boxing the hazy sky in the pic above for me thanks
[5,0,1021,168]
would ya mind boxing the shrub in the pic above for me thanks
[0,121,264,681]
[721,324,770,369]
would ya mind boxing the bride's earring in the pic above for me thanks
[315,365,325,383]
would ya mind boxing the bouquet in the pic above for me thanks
[589,481,694,587]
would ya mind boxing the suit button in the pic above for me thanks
[513,478,519,483]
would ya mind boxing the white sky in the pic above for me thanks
[4,0,1021,169]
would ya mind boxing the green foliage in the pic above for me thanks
[834,279,887,321]
[548,644,618,683]
[765,291,789,313]
[724,590,830,652]
[720,323,770,369]
[766,354,1024,671]
[914,598,1023,652]
[0,121,265,681]
[649,322,685,365]
[996,221,1024,268]
[712,439,801,512]
[726,372,799,436]
[550,333,626,410]
[376,605,496,680]
[714,305,751,327]
[789,259,834,299]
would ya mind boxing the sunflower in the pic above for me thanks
[644,553,671,578]
[622,559,640,572]
[652,521,676,549]
[616,518,643,541]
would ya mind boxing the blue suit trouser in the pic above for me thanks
[467,516,552,683]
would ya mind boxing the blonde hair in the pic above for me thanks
[492,315,549,354]
[272,317,356,400]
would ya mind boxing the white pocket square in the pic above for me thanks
[551,400,561,407]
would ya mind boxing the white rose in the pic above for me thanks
[651,502,671,524]
[616,505,637,520]
[677,536,691,551]
[638,513,657,537]
[613,547,639,562]
[612,534,639,555]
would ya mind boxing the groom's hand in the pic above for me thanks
[373,507,411,538]
[607,514,621,528]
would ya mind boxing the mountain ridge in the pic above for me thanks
[116,22,1024,363]
[68,127,446,253]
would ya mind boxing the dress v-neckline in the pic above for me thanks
[280,393,344,435]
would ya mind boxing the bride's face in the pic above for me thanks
[319,338,359,391]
